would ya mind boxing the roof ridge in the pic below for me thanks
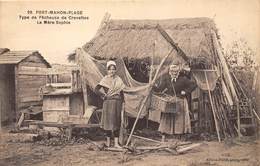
[109,17,213,21]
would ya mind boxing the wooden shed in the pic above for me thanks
[0,49,51,127]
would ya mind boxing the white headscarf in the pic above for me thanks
[106,60,116,69]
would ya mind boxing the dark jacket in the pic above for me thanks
[153,73,197,97]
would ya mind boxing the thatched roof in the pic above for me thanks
[83,17,218,64]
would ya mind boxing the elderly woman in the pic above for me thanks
[153,63,196,141]
[94,60,125,147]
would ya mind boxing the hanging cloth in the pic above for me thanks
[192,70,219,91]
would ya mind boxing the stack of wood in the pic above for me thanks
[203,32,249,140]
[204,62,257,139]
[211,85,236,138]
[229,71,258,136]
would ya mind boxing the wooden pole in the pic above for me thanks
[76,49,89,115]
[16,112,25,129]
[204,71,221,142]
[0,100,2,131]
[95,13,111,37]
[252,108,260,122]
[126,96,150,146]
[129,134,161,143]
[157,24,189,62]
[211,31,238,102]
[14,66,19,122]
[176,143,202,154]
[231,71,246,98]
[125,48,174,146]
[252,68,258,90]
[146,41,156,129]
[119,103,126,145]
[236,100,241,139]
[149,41,155,83]
[81,72,89,112]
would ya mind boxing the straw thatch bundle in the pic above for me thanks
[83,17,218,65]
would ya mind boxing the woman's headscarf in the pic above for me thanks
[99,60,125,96]
[106,60,116,69]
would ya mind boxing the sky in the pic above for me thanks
[0,0,259,64]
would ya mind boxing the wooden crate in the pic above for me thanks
[42,95,70,132]
[42,91,85,123]
[43,110,69,123]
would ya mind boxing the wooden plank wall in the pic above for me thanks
[0,65,15,125]
[191,88,214,134]
[16,55,49,116]
[42,95,70,122]
[191,87,200,133]
[69,93,84,115]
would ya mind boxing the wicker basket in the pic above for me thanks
[150,94,182,113]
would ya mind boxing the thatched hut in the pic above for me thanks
[73,15,250,140]
[83,16,218,82]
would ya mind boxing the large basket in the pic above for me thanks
[150,94,183,113]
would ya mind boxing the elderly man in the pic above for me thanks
[153,63,197,141]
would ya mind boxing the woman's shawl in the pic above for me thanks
[99,75,126,97]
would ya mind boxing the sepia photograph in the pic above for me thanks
[0,0,259,165]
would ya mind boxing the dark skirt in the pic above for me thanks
[101,96,122,131]
[158,98,191,134]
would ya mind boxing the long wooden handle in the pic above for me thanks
[119,103,126,145]
[204,71,221,142]
[121,103,125,127]
[151,48,174,85]
[126,48,174,146]
[253,108,260,122]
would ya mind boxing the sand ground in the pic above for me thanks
[0,130,259,166]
